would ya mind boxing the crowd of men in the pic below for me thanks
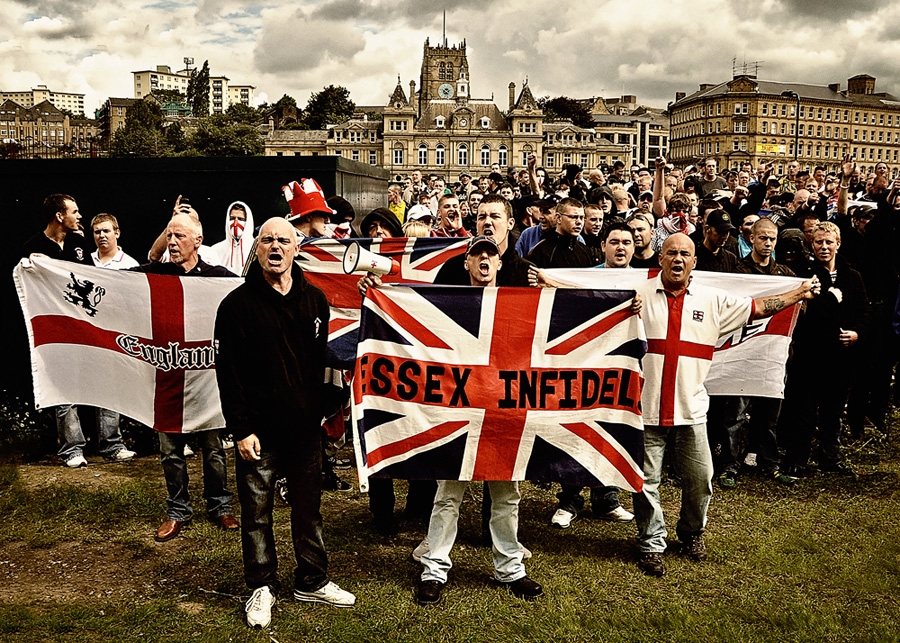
[20,150,898,627]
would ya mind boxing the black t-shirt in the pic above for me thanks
[130,259,236,277]
[630,253,659,269]
[22,231,90,263]
[434,242,533,287]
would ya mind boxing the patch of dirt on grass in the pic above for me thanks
[0,541,159,603]
[14,455,161,492]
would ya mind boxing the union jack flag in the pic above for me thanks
[296,237,467,367]
[351,285,647,492]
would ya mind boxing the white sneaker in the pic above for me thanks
[412,536,429,563]
[65,455,87,468]
[551,508,575,529]
[523,545,533,559]
[183,444,195,458]
[744,452,758,467]
[599,506,634,523]
[109,449,136,462]
[245,586,275,628]
[294,581,356,608]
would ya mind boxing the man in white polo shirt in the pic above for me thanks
[633,233,818,577]
[90,214,139,269]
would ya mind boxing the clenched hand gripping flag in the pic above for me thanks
[351,285,647,492]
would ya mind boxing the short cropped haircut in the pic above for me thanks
[556,197,584,214]
[602,221,635,243]
[91,214,119,230]
[43,194,75,223]
[750,218,778,235]
[478,193,513,219]
[812,221,840,242]
[438,193,459,207]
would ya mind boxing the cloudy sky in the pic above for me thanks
[3,0,899,116]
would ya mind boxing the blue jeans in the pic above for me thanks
[235,431,328,593]
[157,430,233,522]
[421,480,525,584]
[56,405,126,462]
[633,423,713,553]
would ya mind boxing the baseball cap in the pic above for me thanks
[466,234,500,255]
[705,209,736,233]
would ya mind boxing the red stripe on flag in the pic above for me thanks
[545,307,634,356]
[147,274,186,432]
[368,288,452,350]
[328,317,356,334]
[367,420,469,467]
[32,315,121,351]
[560,422,644,492]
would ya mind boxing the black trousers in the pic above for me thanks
[235,430,328,593]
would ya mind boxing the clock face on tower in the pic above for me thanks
[438,83,454,99]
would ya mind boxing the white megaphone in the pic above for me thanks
[342,241,400,276]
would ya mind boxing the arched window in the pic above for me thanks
[435,144,445,166]
[458,144,468,166]
[498,145,508,167]
[480,144,491,166]
[417,144,428,166]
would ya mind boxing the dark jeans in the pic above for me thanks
[158,430,232,521]
[780,351,850,468]
[556,484,622,514]
[368,478,437,525]
[235,431,328,592]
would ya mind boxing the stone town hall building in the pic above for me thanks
[264,37,632,179]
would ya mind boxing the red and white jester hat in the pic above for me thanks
[283,178,336,222]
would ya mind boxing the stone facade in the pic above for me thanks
[668,74,900,175]
[264,37,644,180]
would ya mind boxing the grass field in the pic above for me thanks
[0,417,898,643]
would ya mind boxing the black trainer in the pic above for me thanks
[504,576,543,600]
[416,580,444,606]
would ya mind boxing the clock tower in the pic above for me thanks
[418,36,470,115]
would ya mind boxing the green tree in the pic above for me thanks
[186,60,210,117]
[154,88,187,104]
[302,85,354,130]
[224,102,259,125]
[110,99,168,157]
[190,115,263,156]
[165,122,188,153]
[537,96,594,128]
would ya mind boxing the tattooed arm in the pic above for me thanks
[752,276,820,320]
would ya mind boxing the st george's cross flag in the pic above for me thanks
[546,268,804,398]
[295,237,467,368]
[14,256,242,433]
[351,285,648,492]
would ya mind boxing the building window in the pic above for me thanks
[392,149,403,165]
[701,105,706,117]
[781,104,787,117]
[780,123,786,135]
[436,116,445,128]
[733,139,739,151]
[436,144,445,166]
[762,103,768,116]
[418,144,428,166]
[799,124,805,136]
[545,152,554,168]
[826,108,832,120]
[334,131,341,143]
[498,145,508,167]
[716,103,722,116]
[457,144,468,166]
[370,131,377,143]
[352,150,359,162]
[581,153,588,168]
[369,151,377,164]
[349,131,361,143]
[799,106,805,118]
[481,117,490,129]
[762,122,768,134]
[480,145,491,166]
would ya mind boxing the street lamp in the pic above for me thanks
[781,91,800,161]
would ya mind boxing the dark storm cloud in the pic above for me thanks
[776,0,882,21]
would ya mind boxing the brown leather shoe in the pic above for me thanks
[214,514,240,530]
[155,519,186,542]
